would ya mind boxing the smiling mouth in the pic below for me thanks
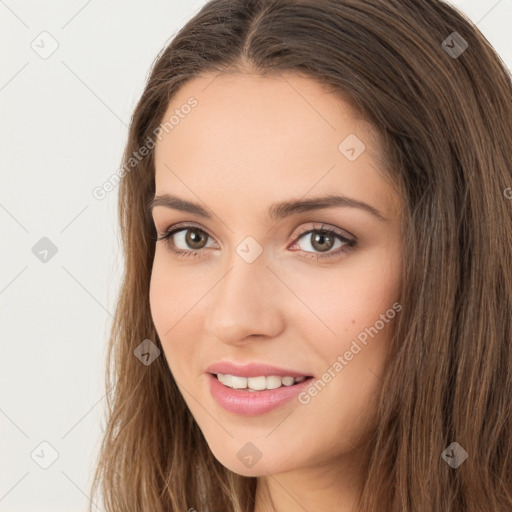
[210,372,314,392]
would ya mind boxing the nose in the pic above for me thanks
[204,258,285,346]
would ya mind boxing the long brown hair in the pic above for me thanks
[89,1,512,510]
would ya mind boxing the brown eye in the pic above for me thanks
[292,226,355,259]
[182,228,209,250]
[156,226,214,253]
[308,231,337,252]
[297,229,355,254]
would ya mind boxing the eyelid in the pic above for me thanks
[292,222,356,243]
[156,221,354,243]
[157,220,216,241]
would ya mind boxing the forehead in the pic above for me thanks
[155,71,368,161]
[153,72,398,219]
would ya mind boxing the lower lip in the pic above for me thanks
[207,373,314,416]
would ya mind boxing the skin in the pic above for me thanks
[149,70,403,512]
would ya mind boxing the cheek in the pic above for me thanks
[148,254,198,366]
[149,255,172,332]
[294,248,400,410]
[149,250,200,326]
[292,248,401,346]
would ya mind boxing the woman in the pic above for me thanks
[90,1,512,511]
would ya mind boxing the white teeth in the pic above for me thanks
[281,376,295,386]
[218,374,247,388]
[266,376,283,389]
[247,376,267,391]
[216,373,308,391]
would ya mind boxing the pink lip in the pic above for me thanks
[205,361,313,378]
[207,373,314,416]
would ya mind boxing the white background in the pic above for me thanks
[1,1,511,510]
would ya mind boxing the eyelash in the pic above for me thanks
[155,222,356,261]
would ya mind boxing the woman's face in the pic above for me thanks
[149,72,402,480]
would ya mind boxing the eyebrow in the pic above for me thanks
[147,193,388,222]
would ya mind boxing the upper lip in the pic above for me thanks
[205,361,313,378]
